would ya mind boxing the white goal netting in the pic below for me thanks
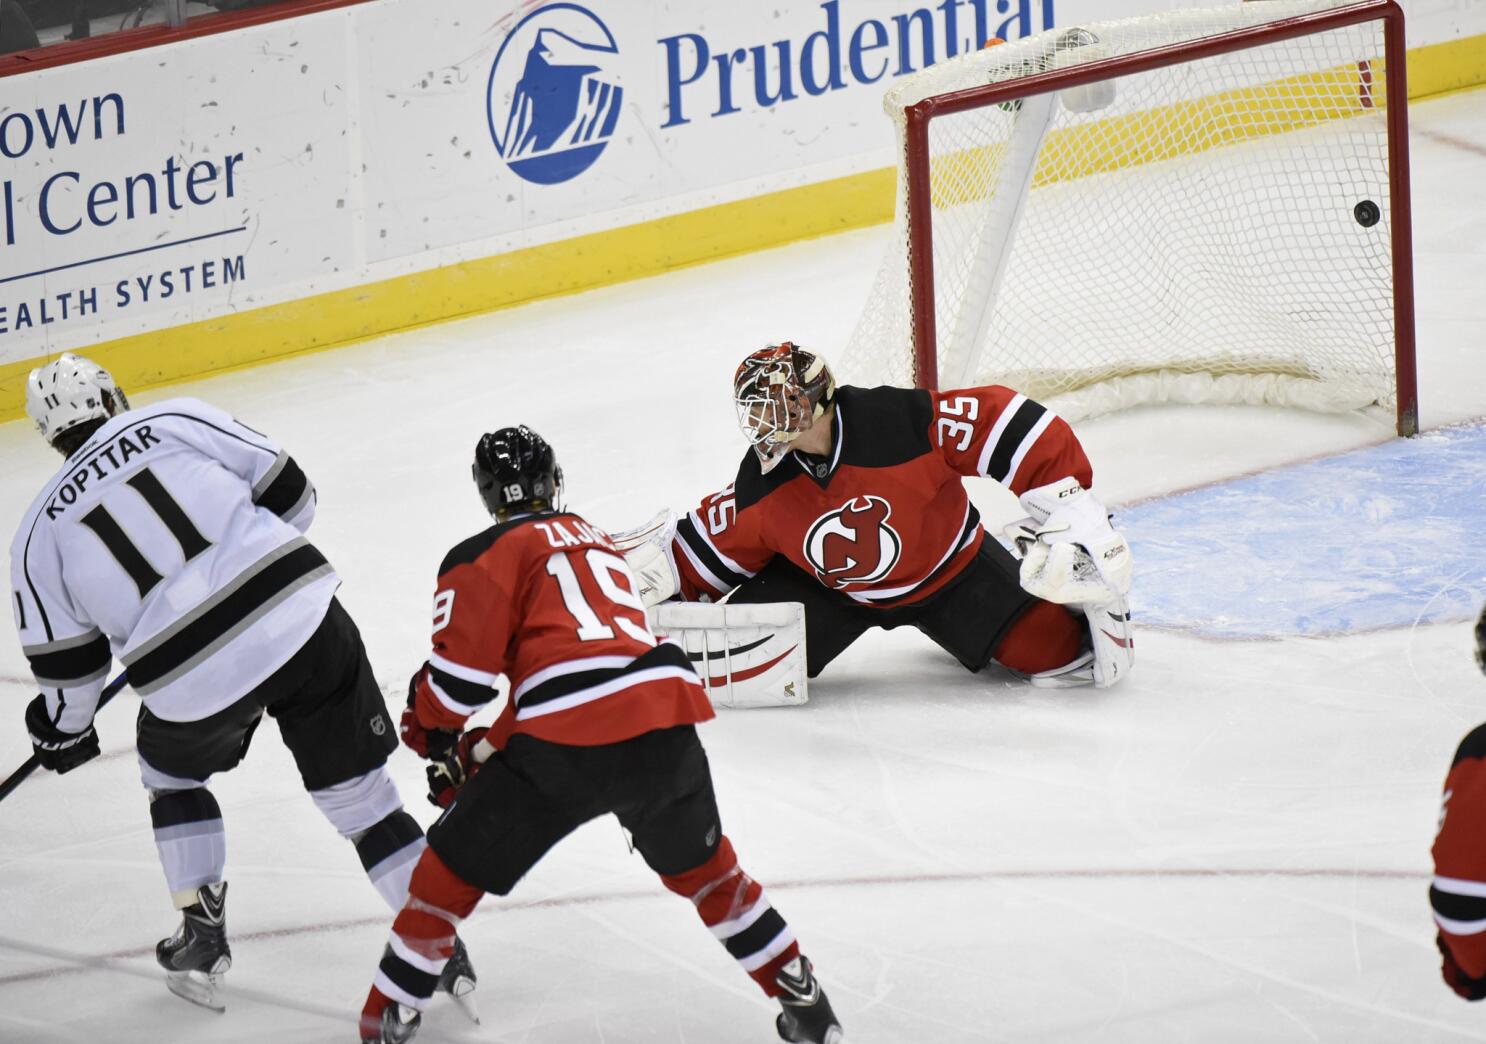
[841,0,1403,424]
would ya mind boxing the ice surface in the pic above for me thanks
[1,91,1484,1044]
[1121,422,1486,637]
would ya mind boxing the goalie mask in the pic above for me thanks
[472,425,564,520]
[26,352,129,450]
[733,342,835,474]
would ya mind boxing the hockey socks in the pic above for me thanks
[354,809,428,912]
[149,787,227,906]
[366,849,481,1026]
[660,835,800,996]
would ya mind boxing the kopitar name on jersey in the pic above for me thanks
[41,420,162,520]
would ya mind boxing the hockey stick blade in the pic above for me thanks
[0,672,129,803]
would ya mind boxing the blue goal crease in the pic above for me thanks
[1116,422,1486,639]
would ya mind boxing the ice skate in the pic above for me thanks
[775,955,844,1044]
[360,1001,421,1044]
[437,935,479,1023]
[156,881,230,1013]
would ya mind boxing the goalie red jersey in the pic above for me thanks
[409,512,714,748]
[1433,723,1486,986]
[671,384,1093,608]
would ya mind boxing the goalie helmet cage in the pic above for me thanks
[842,0,1417,436]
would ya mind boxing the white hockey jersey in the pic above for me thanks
[10,397,339,727]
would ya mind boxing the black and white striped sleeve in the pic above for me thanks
[423,652,501,719]
[673,510,758,599]
[251,451,317,532]
[974,393,1055,485]
[11,527,112,732]
[937,386,1093,494]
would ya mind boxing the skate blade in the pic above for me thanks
[165,970,226,1013]
[446,977,480,1024]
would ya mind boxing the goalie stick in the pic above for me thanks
[0,672,129,803]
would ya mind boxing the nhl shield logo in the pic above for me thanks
[803,495,903,589]
[486,4,624,185]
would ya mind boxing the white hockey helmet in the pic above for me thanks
[25,352,129,445]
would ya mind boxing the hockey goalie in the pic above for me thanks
[618,341,1133,708]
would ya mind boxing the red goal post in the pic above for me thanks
[842,0,1417,436]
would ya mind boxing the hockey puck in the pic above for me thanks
[1354,199,1380,227]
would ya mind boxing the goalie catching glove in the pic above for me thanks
[1009,477,1131,607]
[612,509,681,607]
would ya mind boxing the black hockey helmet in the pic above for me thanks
[472,425,564,520]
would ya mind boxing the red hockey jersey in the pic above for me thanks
[1433,723,1486,977]
[411,512,714,748]
[671,384,1092,609]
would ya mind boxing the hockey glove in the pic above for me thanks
[1011,477,1132,607]
[25,694,100,774]
[1440,934,1486,1001]
[399,668,459,760]
[426,727,491,808]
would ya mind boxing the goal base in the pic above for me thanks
[1023,369,1387,423]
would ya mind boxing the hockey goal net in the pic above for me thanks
[841,0,1416,435]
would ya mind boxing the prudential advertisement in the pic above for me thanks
[8,0,1470,371]
[354,0,1063,265]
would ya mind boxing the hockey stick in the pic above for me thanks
[0,672,129,803]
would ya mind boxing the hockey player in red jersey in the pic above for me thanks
[1431,605,1486,1000]
[624,342,1133,691]
[360,425,844,1044]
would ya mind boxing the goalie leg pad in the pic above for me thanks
[1027,596,1134,689]
[648,602,808,709]
[1085,595,1134,688]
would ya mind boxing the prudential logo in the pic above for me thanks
[486,3,623,186]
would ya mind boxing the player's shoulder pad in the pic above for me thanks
[438,513,548,574]
[835,384,934,468]
[1453,722,1486,769]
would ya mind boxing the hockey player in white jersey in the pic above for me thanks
[9,353,475,1014]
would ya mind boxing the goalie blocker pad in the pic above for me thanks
[647,602,808,709]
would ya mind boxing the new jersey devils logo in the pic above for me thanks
[803,496,902,589]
